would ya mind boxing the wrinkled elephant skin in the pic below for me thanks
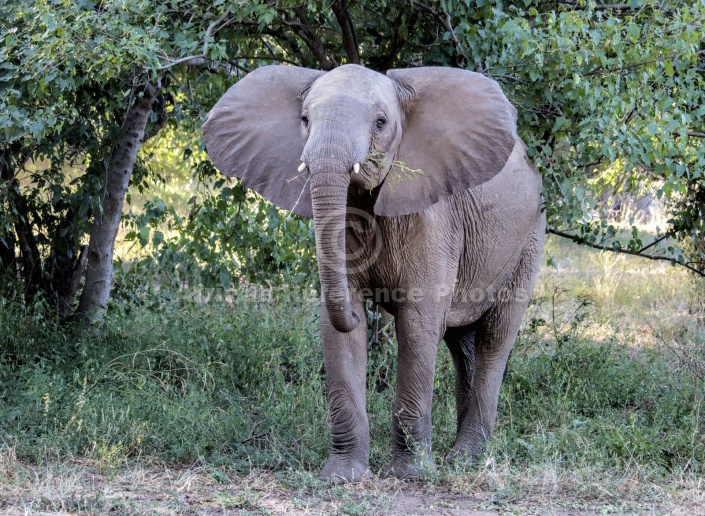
[202,64,545,483]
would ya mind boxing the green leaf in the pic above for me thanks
[219,271,231,289]
[28,121,45,139]
[139,226,150,246]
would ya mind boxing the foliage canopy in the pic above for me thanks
[1,0,704,315]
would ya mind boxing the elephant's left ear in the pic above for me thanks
[376,67,517,217]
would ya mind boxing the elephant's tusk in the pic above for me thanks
[298,162,307,173]
[353,163,360,174]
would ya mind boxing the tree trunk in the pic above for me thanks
[331,0,360,65]
[13,189,46,302]
[49,243,88,321]
[76,82,158,320]
[695,233,705,274]
[0,194,17,281]
[0,151,17,279]
[0,228,16,279]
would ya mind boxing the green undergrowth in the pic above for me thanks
[0,289,329,472]
[1,237,704,505]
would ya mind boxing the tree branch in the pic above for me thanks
[60,244,88,322]
[411,1,467,68]
[13,186,47,300]
[156,52,300,77]
[378,8,418,72]
[558,1,631,8]
[490,73,528,84]
[260,27,306,65]
[157,54,206,70]
[331,0,360,64]
[279,7,337,70]
[557,0,676,14]
[155,9,235,71]
[665,130,705,141]
[580,159,603,169]
[587,52,680,77]
[143,89,171,142]
[636,235,668,254]
[202,9,233,55]
[235,21,308,65]
[548,228,705,277]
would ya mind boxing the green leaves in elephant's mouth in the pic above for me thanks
[365,151,425,192]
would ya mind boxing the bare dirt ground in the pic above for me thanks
[1,459,703,515]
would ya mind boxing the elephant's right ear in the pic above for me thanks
[202,65,325,218]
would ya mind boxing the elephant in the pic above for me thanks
[202,64,545,483]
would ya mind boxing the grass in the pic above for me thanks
[1,235,704,513]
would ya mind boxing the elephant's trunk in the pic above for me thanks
[309,163,360,334]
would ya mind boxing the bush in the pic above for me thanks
[1,263,703,483]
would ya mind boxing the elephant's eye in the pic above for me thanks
[301,115,309,127]
[376,116,387,129]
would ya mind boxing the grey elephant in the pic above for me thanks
[202,64,544,483]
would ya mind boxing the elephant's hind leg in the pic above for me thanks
[318,297,372,484]
[444,311,514,462]
[443,324,478,456]
[446,245,541,462]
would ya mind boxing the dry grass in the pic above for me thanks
[2,445,703,514]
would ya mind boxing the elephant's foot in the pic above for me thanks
[382,453,437,480]
[445,444,480,464]
[445,434,484,464]
[319,456,371,484]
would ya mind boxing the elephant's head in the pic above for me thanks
[202,64,517,333]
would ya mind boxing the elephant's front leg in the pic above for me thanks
[319,297,371,484]
[385,307,441,479]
